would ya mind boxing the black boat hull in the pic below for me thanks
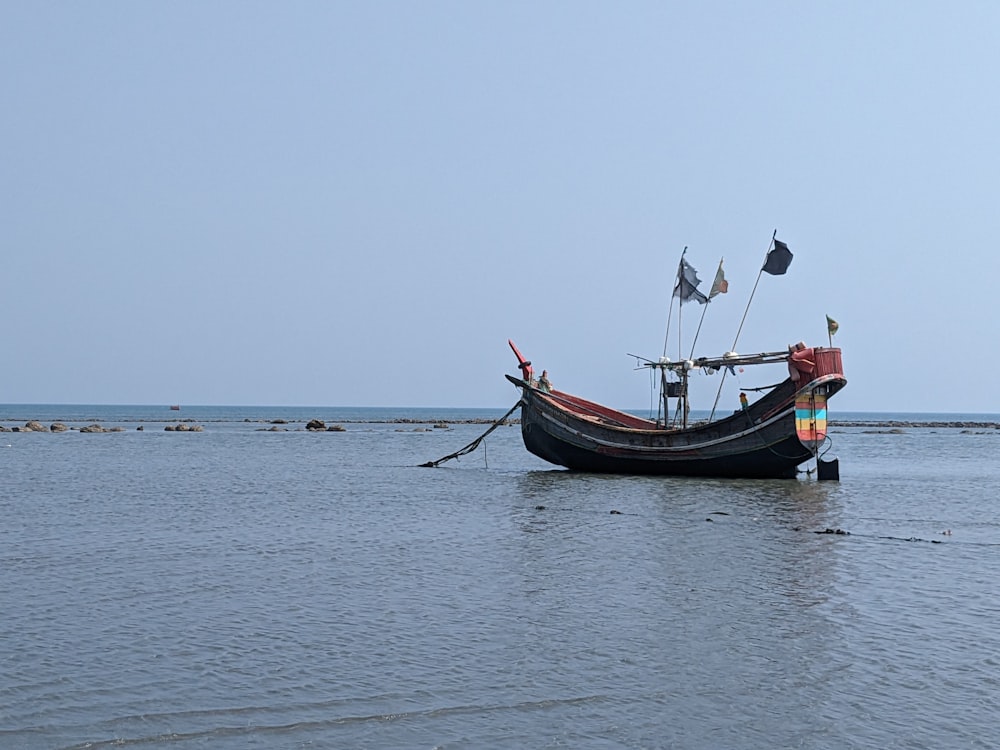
[510,372,845,479]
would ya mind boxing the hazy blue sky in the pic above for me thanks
[4,2,998,412]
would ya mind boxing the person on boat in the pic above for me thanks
[538,370,552,392]
[739,392,749,410]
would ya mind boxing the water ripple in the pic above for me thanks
[3,423,1000,748]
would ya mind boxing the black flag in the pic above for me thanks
[762,239,793,275]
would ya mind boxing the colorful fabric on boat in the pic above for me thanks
[795,392,828,447]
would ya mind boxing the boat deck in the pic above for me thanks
[537,389,658,430]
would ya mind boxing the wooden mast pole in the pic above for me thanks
[661,247,687,426]
[662,247,686,359]
[708,230,777,420]
[731,229,776,352]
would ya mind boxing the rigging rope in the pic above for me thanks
[418,401,521,468]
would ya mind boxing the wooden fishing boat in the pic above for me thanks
[506,343,846,479]
[502,234,847,479]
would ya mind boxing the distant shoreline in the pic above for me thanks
[831,420,1000,429]
[3,417,1000,432]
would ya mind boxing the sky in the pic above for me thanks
[3,2,999,413]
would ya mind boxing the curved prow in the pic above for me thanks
[508,339,534,382]
[790,347,846,480]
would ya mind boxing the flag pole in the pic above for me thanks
[676,250,685,424]
[687,257,724,360]
[731,229,776,353]
[709,231,776,420]
[662,247,686,359]
[661,247,687,427]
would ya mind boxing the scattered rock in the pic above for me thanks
[327,424,346,432]
[433,423,449,429]
[80,424,106,433]
[51,422,69,432]
[306,419,326,431]
[24,421,48,433]
[270,419,288,425]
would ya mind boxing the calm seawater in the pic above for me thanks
[2,405,999,749]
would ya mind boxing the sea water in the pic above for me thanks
[2,406,999,748]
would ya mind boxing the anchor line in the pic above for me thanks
[419,401,521,467]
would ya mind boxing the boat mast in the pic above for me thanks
[676,258,685,427]
[660,247,687,427]
[661,247,686,359]
[731,231,776,352]
[662,247,720,428]
[681,367,689,428]
[660,368,670,426]
[709,231,776,420]
[687,257,725,361]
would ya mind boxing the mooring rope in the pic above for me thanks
[419,401,521,467]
